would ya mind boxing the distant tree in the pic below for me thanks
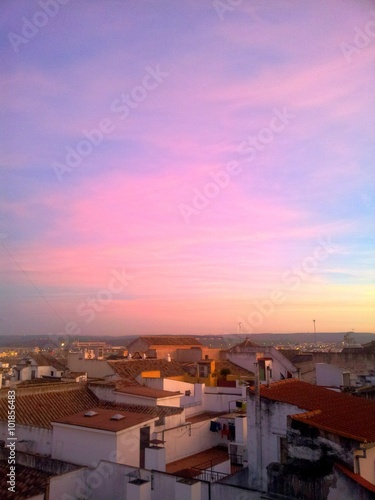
[220,368,231,378]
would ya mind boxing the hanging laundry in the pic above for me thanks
[221,423,229,438]
[228,422,236,441]
[210,421,220,432]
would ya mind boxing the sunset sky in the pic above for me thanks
[1,0,374,338]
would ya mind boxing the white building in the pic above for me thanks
[52,408,159,468]
[226,339,299,383]
[11,353,66,383]
[246,378,375,497]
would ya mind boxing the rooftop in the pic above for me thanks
[53,407,158,432]
[215,360,254,378]
[0,383,98,429]
[22,352,66,370]
[0,460,53,500]
[334,463,375,494]
[227,338,259,352]
[251,379,375,443]
[114,383,181,399]
[108,359,187,380]
[97,399,183,426]
[0,383,183,429]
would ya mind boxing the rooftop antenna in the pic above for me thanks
[313,319,316,346]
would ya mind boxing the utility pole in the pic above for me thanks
[313,319,316,347]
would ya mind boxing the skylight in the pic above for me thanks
[110,414,125,421]
[84,410,98,417]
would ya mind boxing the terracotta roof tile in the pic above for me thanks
[0,384,183,430]
[227,339,259,352]
[108,359,187,379]
[16,378,63,387]
[27,353,66,370]
[335,463,375,493]
[215,360,254,377]
[251,379,375,443]
[0,383,98,430]
[0,460,53,500]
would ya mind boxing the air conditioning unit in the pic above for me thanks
[185,390,191,396]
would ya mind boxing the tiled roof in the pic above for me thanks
[0,383,98,430]
[0,460,53,500]
[362,340,375,351]
[215,360,254,378]
[135,336,202,346]
[53,407,158,432]
[0,384,183,430]
[334,462,375,493]
[16,378,63,387]
[251,379,375,443]
[114,383,181,399]
[228,339,259,351]
[27,353,66,370]
[108,359,187,379]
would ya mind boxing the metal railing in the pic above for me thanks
[190,467,228,483]
[189,453,244,482]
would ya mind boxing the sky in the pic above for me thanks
[0,0,374,338]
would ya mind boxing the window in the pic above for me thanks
[258,360,266,381]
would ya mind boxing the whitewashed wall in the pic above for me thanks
[0,421,52,455]
[247,396,301,490]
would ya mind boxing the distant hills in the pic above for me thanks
[0,332,374,348]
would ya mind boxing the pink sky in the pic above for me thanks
[1,0,374,337]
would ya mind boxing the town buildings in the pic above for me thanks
[0,335,374,498]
